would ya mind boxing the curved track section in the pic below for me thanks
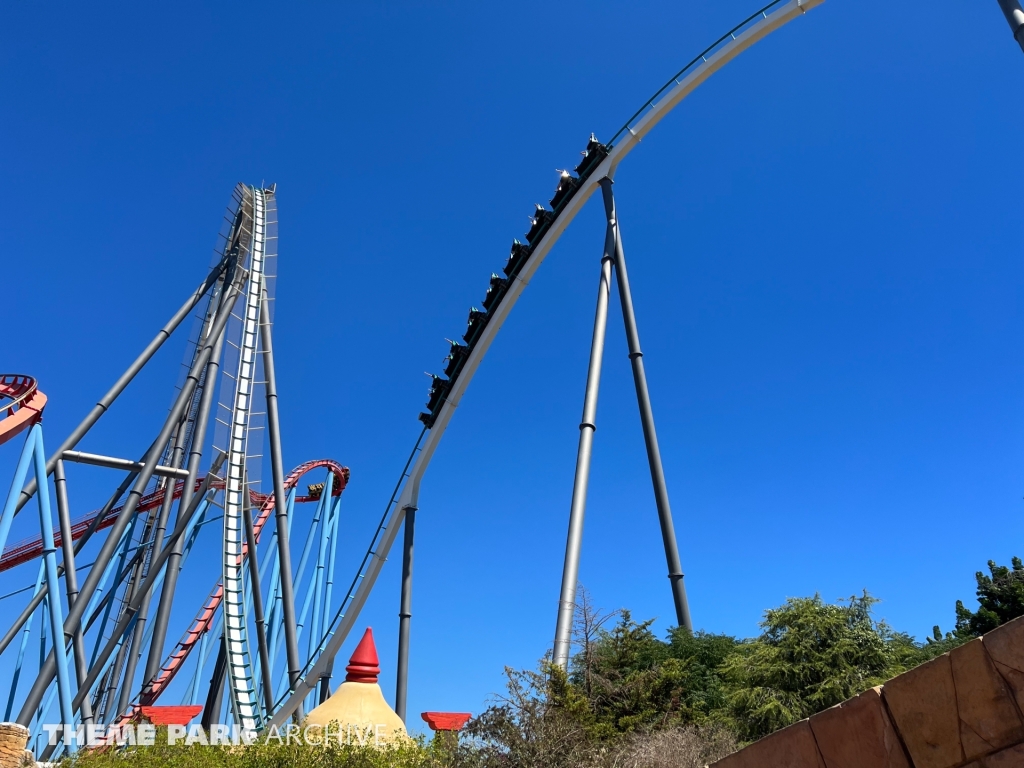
[0,480,311,575]
[0,375,47,448]
[0,479,198,573]
[129,460,349,717]
[269,0,824,725]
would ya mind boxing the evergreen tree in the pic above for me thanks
[574,611,674,735]
[954,558,1024,638]
[723,592,909,741]
[468,556,1024,761]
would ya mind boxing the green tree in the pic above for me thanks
[664,628,740,725]
[466,661,609,768]
[723,592,908,741]
[569,610,741,735]
[468,573,1018,760]
[954,558,1024,638]
[574,611,674,735]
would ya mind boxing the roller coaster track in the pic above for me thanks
[1,1,825,738]
[0,375,47,448]
[0,480,196,574]
[0,459,343,724]
[113,460,348,724]
[221,186,270,731]
[269,0,825,726]
[0,480,298,575]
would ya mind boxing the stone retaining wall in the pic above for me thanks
[0,723,29,768]
[709,614,1024,768]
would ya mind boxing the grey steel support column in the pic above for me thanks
[96,505,161,720]
[101,630,133,722]
[93,667,115,725]
[395,505,416,722]
[242,483,275,715]
[53,459,93,726]
[101,494,161,723]
[0,470,137,657]
[259,288,303,719]
[114,423,187,716]
[318,659,334,705]
[16,280,242,726]
[997,0,1024,52]
[202,635,228,730]
[599,178,692,633]
[143,320,227,695]
[63,457,224,714]
[15,258,228,515]
[552,229,615,670]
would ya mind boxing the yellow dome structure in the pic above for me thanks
[304,628,410,746]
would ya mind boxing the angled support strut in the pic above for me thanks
[13,258,229,516]
[260,288,304,721]
[552,216,615,670]
[552,179,693,669]
[600,178,691,633]
[15,277,243,727]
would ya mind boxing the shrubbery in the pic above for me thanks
[63,737,439,768]
[62,558,1024,768]
[464,559,1024,760]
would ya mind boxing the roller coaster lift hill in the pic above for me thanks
[10,0,1015,755]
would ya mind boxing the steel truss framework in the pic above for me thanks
[0,185,354,757]
[0,0,830,751]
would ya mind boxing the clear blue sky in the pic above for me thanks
[2,0,1023,732]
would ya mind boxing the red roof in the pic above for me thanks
[421,712,472,731]
[137,705,203,727]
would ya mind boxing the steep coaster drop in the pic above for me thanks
[0,0,826,756]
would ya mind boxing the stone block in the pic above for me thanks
[949,637,1024,761]
[982,615,1024,716]
[983,742,1024,768]
[809,686,910,768]
[710,719,825,768]
[0,723,29,768]
[882,653,963,768]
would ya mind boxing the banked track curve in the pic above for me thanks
[0,375,47,448]
[113,459,350,725]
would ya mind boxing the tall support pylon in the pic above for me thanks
[552,178,691,670]
[15,275,243,728]
[143,269,230,701]
[552,225,614,670]
[394,504,417,722]
[260,286,304,721]
[601,178,691,634]
[0,423,77,753]
[52,459,92,726]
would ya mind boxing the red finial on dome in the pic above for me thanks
[345,628,381,683]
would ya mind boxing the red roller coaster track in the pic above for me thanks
[0,371,350,727]
[0,374,47,448]
[0,468,345,575]
[126,459,349,713]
